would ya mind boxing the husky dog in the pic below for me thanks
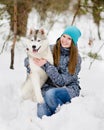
[21,28,53,103]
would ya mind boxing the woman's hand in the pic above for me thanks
[33,58,47,67]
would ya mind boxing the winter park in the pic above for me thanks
[0,1,104,130]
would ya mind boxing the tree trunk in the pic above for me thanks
[10,0,17,69]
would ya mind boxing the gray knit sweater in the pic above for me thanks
[41,46,82,99]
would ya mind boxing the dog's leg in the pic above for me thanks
[21,78,34,100]
[30,74,44,103]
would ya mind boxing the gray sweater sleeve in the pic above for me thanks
[42,62,65,86]
[24,57,31,73]
[42,55,82,87]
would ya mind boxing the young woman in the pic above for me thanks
[25,26,82,118]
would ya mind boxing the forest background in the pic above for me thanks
[0,1,104,130]
[0,0,104,68]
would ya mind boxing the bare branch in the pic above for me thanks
[71,0,81,25]
[89,42,104,69]
[0,33,11,54]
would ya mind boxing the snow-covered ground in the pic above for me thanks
[0,50,104,130]
[0,7,104,130]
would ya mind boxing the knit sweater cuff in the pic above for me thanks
[41,61,50,71]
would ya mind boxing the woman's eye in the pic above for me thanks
[68,38,71,40]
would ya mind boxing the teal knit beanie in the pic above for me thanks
[62,26,81,45]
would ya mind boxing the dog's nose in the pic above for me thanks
[32,45,36,49]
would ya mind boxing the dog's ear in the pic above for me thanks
[29,29,34,35]
[26,29,34,39]
[39,28,45,35]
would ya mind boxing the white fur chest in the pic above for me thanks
[29,58,41,72]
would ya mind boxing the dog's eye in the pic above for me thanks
[37,40,41,42]
[31,39,34,41]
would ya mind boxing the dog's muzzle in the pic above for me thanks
[32,45,41,53]
[26,45,41,53]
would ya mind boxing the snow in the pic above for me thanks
[0,7,104,130]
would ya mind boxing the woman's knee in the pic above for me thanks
[44,89,57,107]
[45,88,56,99]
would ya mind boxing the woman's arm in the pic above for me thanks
[41,55,82,87]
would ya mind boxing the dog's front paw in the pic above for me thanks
[37,96,44,103]
[38,98,44,103]
[32,96,44,103]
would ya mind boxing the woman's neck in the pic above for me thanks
[60,46,70,56]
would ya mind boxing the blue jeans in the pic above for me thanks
[37,88,71,118]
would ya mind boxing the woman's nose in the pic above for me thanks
[64,38,67,42]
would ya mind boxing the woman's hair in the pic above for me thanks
[53,38,78,75]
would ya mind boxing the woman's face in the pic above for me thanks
[60,34,72,48]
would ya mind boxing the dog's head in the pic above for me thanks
[26,28,49,56]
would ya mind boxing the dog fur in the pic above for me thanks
[21,28,53,103]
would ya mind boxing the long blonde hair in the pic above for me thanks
[53,38,78,75]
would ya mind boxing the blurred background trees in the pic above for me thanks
[0,0,104,37]
[0,0,104,69]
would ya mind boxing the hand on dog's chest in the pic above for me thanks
[29,60,41,70]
